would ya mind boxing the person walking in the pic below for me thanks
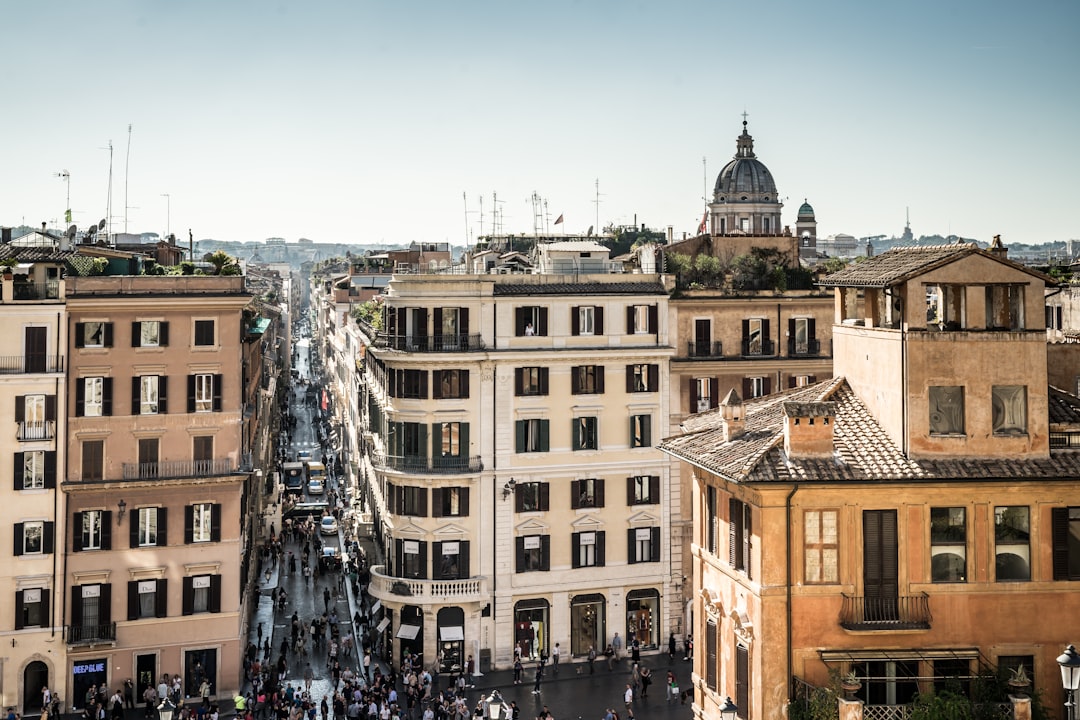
[624,684,634,711]
[531,663,543,695]
[666,671,679,704]
[639,666,652,698]
[668,633,677,661]
[588,645,597,674]
[513,658,523,685]
[612,633,622,661]
[551,644,560,676]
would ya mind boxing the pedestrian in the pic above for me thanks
[639,666,651,698]
[668,633,676,661]
[513,658,522,685]
[624,684,633,710]
[612,632,622,661]
[606,644,616,671]
[588,645,597,674]
[531,664,543,695]
[683,635,693,661]
[631,639,640,663]
[666,671,679,704]
[551,643,560,676]
[258,622,264,645]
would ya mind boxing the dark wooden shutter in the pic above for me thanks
[626,477,635,505]
[596,531,606,566]
[418,489,428,517]
[539,420,549,451]
[157,509,168,546]
[571,307,580,336]
[13,452,24,490]
[419,371,428,399]
[212,374,223,412]
[45,395,56,421]
[515,421,525,453]
[539,482,550,511]
[187,375,196,413]
[649,364,659,391]
[132,322,142,347]
[75,323,86,348]
[650,476,660,503]
[626,365,635,393]
[736,645,749,720]
[71,586,83,626]
[211,504,222,542]
[729,499,739,568]
[431,489,444,518]
[432,371,443,400]
[515,537,525,572]
[76,380,85,416]
[628,528,637,563]
[1052,507,1070,580]
[863,510,899,620]
[689,380,699,411]
[73,512,84,552]
[127,581,140,620]
[515,308,527,336]
[459,488,470,516]
[14,590,25,630]
[13,523,24,556]
[706,619,718,691]
[459,308,469,336]
[571,367,581,394]
[182,577,194,615]
[160,322,170,346]
[158,376,168,414]
[514,368,524,395]
[763,377,772,396]
[596,366,605,393]
[130,512,140,548]
[418,542,428,580]
[538,367,549,394]
[514,488,525,513]
[626,307,635,335]
[99,584,112,624]
[741,319,750,347]
[184,506,194,544]
[570,481,580,510]
[742,377,752,400]
[14,396,24,423]
[209,575,222,613]
[102,378,113,416]
[155,579,168,617]
[538,308,548,336]
[596,478,605,507]
[648,305,658,333]
[101,513,112,549]
[103,323,114,347]
[571,533,581,569]
[41,522,54,553]
[540,535,550,571]
[460,370,470,399]
[432,542,444,579]
[743,504,752,577]
[459,540,470,577]
[651,526,661,562]
[595,307,604,335]
[132,377,141,414]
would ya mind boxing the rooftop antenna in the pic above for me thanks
[530,191,543,236]
[462,192,477,247]
[124,124,133,233]
[56,170,71,225]
[478,195,484,239]
[592,178,604,234]
[100,140,113,243]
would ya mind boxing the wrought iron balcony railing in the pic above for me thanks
[839,593,931,630]
[371,453,483,475]
[17,420,56,441]
[121,458,235,480]
[67,622,117,645]
[740,338,776,357]
[12,281,62,301]
[686,341,723,358]
[376,333,485,353]
[787,338,822,357]
[0,355,64,374]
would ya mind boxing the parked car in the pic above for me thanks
[320,516,339,536]
[320,546,342,571]
[307,479,325,495]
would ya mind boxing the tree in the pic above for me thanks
[204,250,237,275]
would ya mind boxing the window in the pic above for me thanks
[571,365,604,395]
[789,317,817,355]
[572,531,605,568]
[16,450,55,490]
[626,364,658,393]
[138,439,159,478]
[182,575,221,615]
[398,486,428,516]
[391,369,427,399]
[388,421,426,458]
[16,393,55,439]
[930,507,967,582]
[396,539,428,579]
[15,521,52,555]
[128,579,167,620]
[745,376,769,399]
[573,416,598,451]
[433,370,469,399]
[998,656,1035,693]
[433,487,469,517]
[76,321,112,348]
[192,374,218,413]
[693,377,716,413]
[985,285,1024,330]
[571,478,603,509]
[186,503,221,544]
[193,436,214,470]
[742,318,772,356]
[994,506,1030,581]
[15,587,48,629]
[573,306,601,336]
[79,377,111,417]
[515,367,549,396]
[730,499,752,577]
[928,386,964,435]
[706,619,718,691]
[72,583,111,631]
[1052,507,1080,580]
[515,482,549,513]
[434,541,470,580]
[135,375,167,415]
[515,535,550,572]
[132,320,169,348]
[630,414,651,448]
[75,510,111,551]
[194,320,216,347]
[134,507,165,547]
[627,475,660,505]
[804,510,838,584]
[627,304,656,335]
[82,440,104,481]
[515,307,548,336]
[515,419,550,453]
[992,386,1027,435]
[706,486,718,555]
[628,527,660,563]
[435,422,467,461]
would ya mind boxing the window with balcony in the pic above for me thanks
[15,450,56,490]
[138,439,159,478]
[789,317,817,356]
[630,414,652,448]
[133,507,166,548]
[572,531,605,568]
[515,535,550,572]
[433,487,469,517]
[16,393,55,439]
[804,510,838,584]
[730,499,752,577]
[515,306,548,336]
[132,320,169,348]
[75,322,113,348]
[397,486,428,517]
[571,365,604,395]
[1052,507,1080,580]
[77,377,112,417]
[692,377,717,413]
[433,370,469,399]
[14,520,53,555]
[128,579,167,620]
[626,364,658,393]
[515,482,549,513]
[396,539,428,579]
[72,583,111,633]
[692,318,712,357]
[628,527,660,563]
[627,475,659,505]
[194,320,216,347]
[15,587,47,629]
[930,507,967,582]
[515,367,549,396]
[193,436,214,469]
[573,416,598,451]
[186,503,221,544]
[182,575,221,615]
[434,540,470,580]
[435,422,468,463]
[74,510,111,551]
[81,440,104,482]
[515,419,550,453]
[389,422,426,460]
[571,478,604,509]
[994,505,1030,581]
[189,374,222,413]
[742,318,772,356]
[572,306,603,336]
[992,386,1026,435]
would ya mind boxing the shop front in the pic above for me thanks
[512,598,549,661]
[71,657,108,711]
[184,648,218,699]
[569,593,605,657]
[625,588,660,649]
[396,605,424,665]
[437,607,465,672]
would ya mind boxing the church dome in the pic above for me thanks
[798,200,815,217]
[713,121,778,199]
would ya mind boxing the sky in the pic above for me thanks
[3,0,1078,247]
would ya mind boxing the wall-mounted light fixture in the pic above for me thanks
[117,499,127,525]
[501,478,516,500]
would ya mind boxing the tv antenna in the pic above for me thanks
[56,170,71,224]
[592,178,604,234]
[100,140,113,243]
[124,124,133,233]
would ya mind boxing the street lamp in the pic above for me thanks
[484,691,505,720]
[161,194,171,238]
[719,696,738,720]
[157,697,176,720]
[1059,645,1080,720]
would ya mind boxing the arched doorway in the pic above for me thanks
[396,605,423,666]
[24,660,49,715]
[570,593,605,657]
[436,607,464,672]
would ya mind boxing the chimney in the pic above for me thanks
[988,234,1008,259]
[41,222,47,232]
[720,388,746,441]
[782,401,837,459]
[1,227,11,244]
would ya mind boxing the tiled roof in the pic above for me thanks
[492,281,667,296]
[0,245,78,262]
[820,244,979,288]
[660,378,1080,483]
[1049,386,1080,425]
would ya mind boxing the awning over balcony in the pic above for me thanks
[440,626,464,641]
[396,624,421,640]
[820,648,980,664]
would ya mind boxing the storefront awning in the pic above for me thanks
[396,624,421,640]
[371,600,382,615]
[375,617,390,634]
[820,648,980,663]
[439,626,464,641]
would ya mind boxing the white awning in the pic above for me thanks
[371,600,382,615]
[376,617,390,634]
[396,624,421,640]
[439,626,464,641]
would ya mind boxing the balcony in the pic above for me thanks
[67,622,117,645]
[686,341,723,359]
[376,333,485,353]
[17,421,56,441]
[371,453,483,475]
[11,281,61,301]
[0,355,64,374]
[839,593,931,631]
[368,565,488,605]
[121,458,236,481]
[787,338,823,357]
[740,338,776,357]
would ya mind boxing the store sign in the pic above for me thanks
[193,575,211,589]
[404,541,420,555]
[442,542,459,555]
[81,585,100,598]
[636,529,652,541]
[24,588,41,603]
[523,536,540,550]
[580,533,595,545]
[138,581,156,594]
[73,661,106,675]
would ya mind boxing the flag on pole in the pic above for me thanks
[554,214,564,225]
[65,209,72,224]
[697,210,708,235]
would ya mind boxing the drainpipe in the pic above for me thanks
[785,484,799,699]
[883,287,907,453]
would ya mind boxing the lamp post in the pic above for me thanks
[484,691,505,720]
[157,697,176,720]
[161,194,171,239]
[719,696,738,720]
[1059,645,1080,720]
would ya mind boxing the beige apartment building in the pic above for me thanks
[63,275,252,708]
[349,242,677,671]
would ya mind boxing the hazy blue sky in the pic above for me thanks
[4,0,1077,246]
